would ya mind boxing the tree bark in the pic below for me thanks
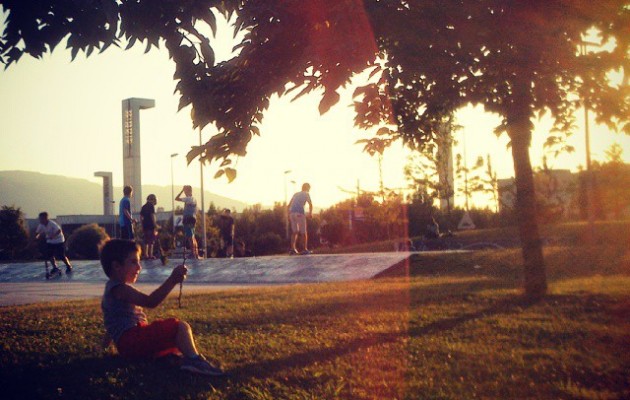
[507,102,547,299]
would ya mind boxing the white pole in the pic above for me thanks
[199,128,207,258]
[284,170,291,240]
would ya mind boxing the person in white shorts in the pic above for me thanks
[288,183,313,255]
[35,211,73,274]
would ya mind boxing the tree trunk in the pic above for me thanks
[507,103,547,299]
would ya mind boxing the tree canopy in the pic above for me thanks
[2,1,627,164]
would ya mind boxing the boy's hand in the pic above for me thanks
[170,264,188,283]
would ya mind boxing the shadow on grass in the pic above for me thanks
[222,295,536,383]
[188,278,507,334]
[0,354,221,400]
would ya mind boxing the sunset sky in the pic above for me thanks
[1,15,627,210]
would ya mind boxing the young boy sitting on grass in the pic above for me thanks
[100,239,223,376]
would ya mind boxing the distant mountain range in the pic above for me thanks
[0,170,249,218]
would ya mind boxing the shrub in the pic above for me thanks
[0,205,29,260]
[67,224,109,259]
[252,232,284,256]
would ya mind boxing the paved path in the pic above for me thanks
[0,252,412,306]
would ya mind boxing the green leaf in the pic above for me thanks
[203,10,217,37]
[225,167,237,183]
[318,90,340,115]
[187,146,204,165]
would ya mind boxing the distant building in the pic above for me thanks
[122,98,155,213]
[498,169,577,218]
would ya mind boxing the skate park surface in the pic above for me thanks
[0,252,413,306]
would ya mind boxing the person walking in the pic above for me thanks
[119,186,136,240]
[35,211,73,274]
[288,183,313,255]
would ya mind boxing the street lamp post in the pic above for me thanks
[284,170,292,240]
[170,153,178,237]
[111,200,116,238]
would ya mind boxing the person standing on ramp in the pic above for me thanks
[175,185,200,259]
[288,183,313,255]
[119,186,136,240]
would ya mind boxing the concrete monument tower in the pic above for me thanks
[94,171,114,215]
[122,98,155,213]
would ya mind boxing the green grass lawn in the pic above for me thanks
[1,240,629,399]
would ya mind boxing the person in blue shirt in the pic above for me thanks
[288,183,313,255]
[119,186,137,240]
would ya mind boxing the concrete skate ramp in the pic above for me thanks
[0,253,412,284]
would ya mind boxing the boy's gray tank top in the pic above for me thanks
[101,280,147,343]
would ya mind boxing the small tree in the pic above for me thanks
[481,154,499,214]
[66,223,109,260]
[0,206,29,260]
[455,154,485,211]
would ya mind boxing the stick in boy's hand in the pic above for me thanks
[176,255,186,308]
[171,264,188,284]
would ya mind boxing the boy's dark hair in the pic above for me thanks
[100,239,140,278]
[123,186,133,196]
[38,211,48,219]
[302,183,311,191]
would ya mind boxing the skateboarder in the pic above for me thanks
[35,211,73,275]
[288,183,313,255]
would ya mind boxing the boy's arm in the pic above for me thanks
[175,189,185,202]
[123,207,137,223]
[112,265,187,309]
[307,198,313,216]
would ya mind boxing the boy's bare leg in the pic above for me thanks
[191,237,199,258]
[303,232,309,251]
[291,232,298,252]
[176,321,199,358]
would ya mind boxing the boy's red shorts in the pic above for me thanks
[117,318,181,359]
